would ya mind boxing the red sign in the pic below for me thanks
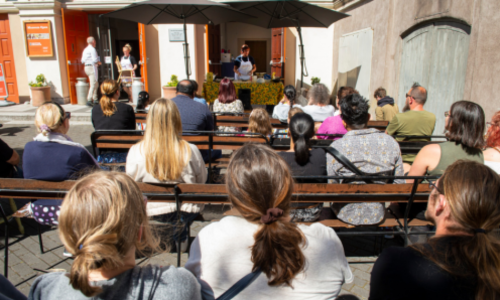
[24,21,54,57]
[0,64,8,99]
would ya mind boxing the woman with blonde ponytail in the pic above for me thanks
[91,79,135,130]
[186,144,352,299]
[370,160,500,300]
[28,171,202,300]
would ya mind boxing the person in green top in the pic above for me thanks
[386,83,436,169]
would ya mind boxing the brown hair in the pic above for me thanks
[486,111,500,149]
[99,79,119,117]
[445,100,485,149]
[227,144,305,286]
[287,107,303,121]
[409,82,427,105]
[374,87,386,99]
[336,86,359,108]
[412,160,500,300]
[248,108,273,136]
[59,171,161,297]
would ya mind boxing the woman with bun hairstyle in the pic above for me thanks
[23,102,98,226]
[186,144,352,299]
[28,171,202,300]
[91,79,136,130]
[272,85,296,123]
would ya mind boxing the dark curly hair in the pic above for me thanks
[340,94,370,129]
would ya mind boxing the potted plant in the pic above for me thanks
[311,77,321,85]
[29,74,51,107]
[162,75,179,100]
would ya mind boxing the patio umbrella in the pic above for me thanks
[104,0,254,79]
[222,0,349,87]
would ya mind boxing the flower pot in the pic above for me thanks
[162,86,177,100]
[30,86,51,107]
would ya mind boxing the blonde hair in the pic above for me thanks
[34,102,66,136]
[59,171,161,297]
[123,44,132,52]
[248,108,273,136]
[100,80,119,117]
[141,98,192,181]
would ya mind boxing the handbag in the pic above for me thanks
[216,268,262,300]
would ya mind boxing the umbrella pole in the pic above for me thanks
[183,18,191,80]
[296,24,307,88]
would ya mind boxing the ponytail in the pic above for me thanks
[227,144,305,287]
[284,85,296,106]
[289,113,315,166]
[99,79,119,117]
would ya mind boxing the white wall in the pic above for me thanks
[158,24,197,94]
[295,25,335,91]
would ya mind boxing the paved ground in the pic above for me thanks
[0,121,406,300]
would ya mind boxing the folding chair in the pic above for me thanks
[115,56,134,85]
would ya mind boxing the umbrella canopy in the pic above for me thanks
[222,0,349,87]
[104,0,255,79]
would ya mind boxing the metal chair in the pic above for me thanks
[0,198,25,278]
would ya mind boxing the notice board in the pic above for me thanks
[0,64,8,99]
[24,20,54,57]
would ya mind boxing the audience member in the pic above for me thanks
[386,83,436,166]
[91,79,136,130]
[374,87,399,121]
[369,160,500,300]
[294,83,335,122]
[279,113,325,221]
[28,172,202,300]
[171,80,219,163]
[408,101,484,179]
[136,91,150,111]
[23,102,98,226]
[327,94,404,225]
[484,111,500,173]
[185,144,352,299]
[0,274,26,300]
[213,78,244,133]
[0,138,21,178]
[273,107,303,138]
[317,86,359,140]
[247,108,273,137]
[126,98,206,246]
[272,85,296,122]
[191,80,208,106]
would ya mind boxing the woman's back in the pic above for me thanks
[278,148,326,183]
[185,216,352,300]
[92,102,136,130]
[427,141,483,176]
[29,265,201,300]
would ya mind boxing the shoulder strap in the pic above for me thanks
[216,268,262,300]
[322,147,374,184]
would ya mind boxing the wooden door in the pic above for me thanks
[398,21,470,134]
[207,24,221,76]
[271,28,284,78]
[245,40,266,73]
[62,9,89,104]
[138,23,148,92]
[0,15,18,103]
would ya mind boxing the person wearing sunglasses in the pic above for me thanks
[370,160,500,300]
[22,102,99,227]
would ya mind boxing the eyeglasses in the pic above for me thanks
[428,180,443,194]
[444,111,450,117]
[64,112,71,120]
[405,93,411,98]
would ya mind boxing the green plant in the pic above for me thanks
[311,77,321,85]
[164,75,179,87]
[29,74,47,87]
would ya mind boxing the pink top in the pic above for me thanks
[316,115,347,140]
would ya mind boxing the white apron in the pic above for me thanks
[121,56,134,85]
[235,57,252,81]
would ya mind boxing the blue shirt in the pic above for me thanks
[23,141,97,181]
[171,95,214,133]
[194,97,207,106]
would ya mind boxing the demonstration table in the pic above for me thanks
[202,81,284,105]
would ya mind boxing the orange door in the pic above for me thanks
[138,23,148,92]
[61,9,89,104]
[0,15,19,103]
[271,28,284,78]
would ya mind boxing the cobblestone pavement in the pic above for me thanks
[0,123,405,300]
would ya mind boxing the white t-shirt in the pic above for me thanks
[185,216,352,300]
[293,104,335,122]
[485,160,500,174]
[272,102,290,123]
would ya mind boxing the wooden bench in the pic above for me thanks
[213,114,288,129]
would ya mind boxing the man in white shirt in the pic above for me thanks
[294,83,335,122]
[81,36,101,106]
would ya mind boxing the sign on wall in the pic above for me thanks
[23,20,54,57]
[169,29,185,42]
[0,63,9,99]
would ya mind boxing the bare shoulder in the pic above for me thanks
[484,148,500,161]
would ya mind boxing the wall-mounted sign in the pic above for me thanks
[169,29,185,42]
[24,20,54,57]
[0,64,8,99]
[105,56,111,64]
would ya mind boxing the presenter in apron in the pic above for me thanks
[116,44,138,103]
[234,44,257,81]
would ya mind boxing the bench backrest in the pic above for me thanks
[214,115,287,129]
